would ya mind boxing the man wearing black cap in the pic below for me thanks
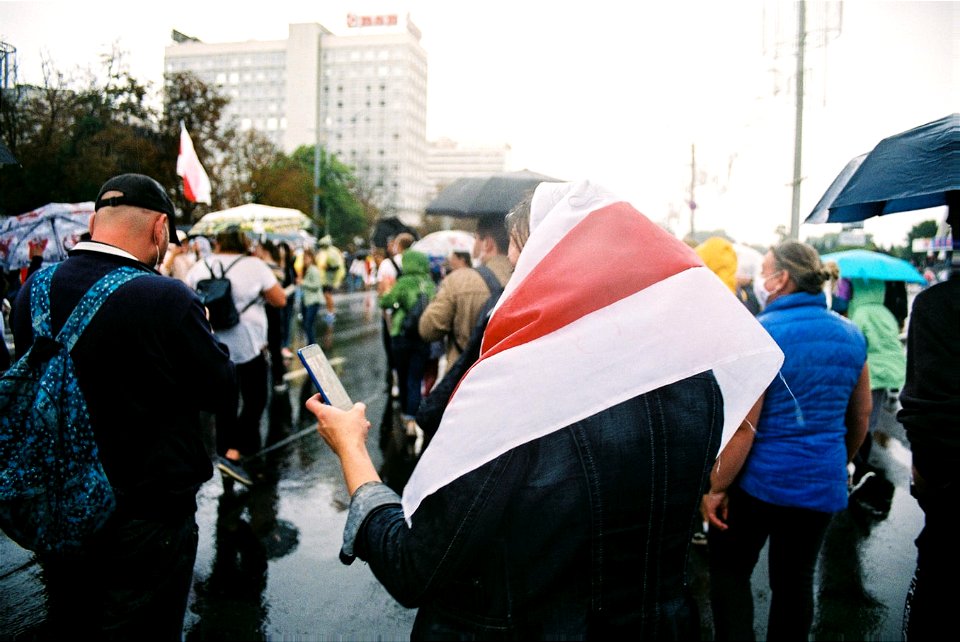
[11,172,237,640]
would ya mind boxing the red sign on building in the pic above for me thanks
[346,13,398,28]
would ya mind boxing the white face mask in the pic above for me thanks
[753,271,781,309]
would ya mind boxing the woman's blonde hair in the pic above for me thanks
[504,190,535,254]
[770,241,833,294]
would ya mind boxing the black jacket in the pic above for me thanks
[12,248,236,518]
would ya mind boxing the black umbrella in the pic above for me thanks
[370,216,420,249]
[425,169,563,218]
[805,113,959,224]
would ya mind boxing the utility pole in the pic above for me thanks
[789,0,807,241]
[313,39,325,240]
[689,143,697,240]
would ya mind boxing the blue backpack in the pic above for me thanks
[0,264,146,556]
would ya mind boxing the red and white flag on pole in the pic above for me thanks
[401,180,784,522]
[176,122,212,205]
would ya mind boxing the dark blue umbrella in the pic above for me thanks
[805,113,959,224]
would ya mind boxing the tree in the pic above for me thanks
[291,145,370,247]
[0,47,167,216]
[161,71,231,223]
[894,219,940,261]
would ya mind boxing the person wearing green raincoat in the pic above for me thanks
[847,277,906,483]
[378,249,436,433]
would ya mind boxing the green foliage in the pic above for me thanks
[0,48,374,244]
[290,145,369,247]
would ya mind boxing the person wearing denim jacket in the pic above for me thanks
[307,181,784,640]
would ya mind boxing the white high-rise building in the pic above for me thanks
[426,138,510,202]
[164,13,429,224]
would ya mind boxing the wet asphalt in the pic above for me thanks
[0,289,923,641]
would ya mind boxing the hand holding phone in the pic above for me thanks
[297,344,353,411]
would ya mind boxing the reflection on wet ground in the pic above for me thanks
[0,291,925,640]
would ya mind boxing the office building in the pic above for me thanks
[164,13,429,224]
[426,137,510,202]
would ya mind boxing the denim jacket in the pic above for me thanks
[341,371,723,640]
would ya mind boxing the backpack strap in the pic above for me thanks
[388,255,402,277]
[30,264,149,352]
[474,265,504,297]
[221,255,246,275]
[29,265,58,340]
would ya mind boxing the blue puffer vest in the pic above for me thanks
[739,292,866,513]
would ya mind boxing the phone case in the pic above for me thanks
[297,344,353,411]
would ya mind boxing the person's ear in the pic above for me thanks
[774,269,790,291]
[88,212,97,235]
[155,215,167,245]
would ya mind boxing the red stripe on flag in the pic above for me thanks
[481,202,701,359]
[179,138,197,202]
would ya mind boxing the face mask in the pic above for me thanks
[753,271,780,309]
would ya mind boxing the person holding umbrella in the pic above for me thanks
[844,275,906,512]
[898,199,959,641]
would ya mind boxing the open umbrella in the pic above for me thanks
[805,113,959,224]
[820,249,926,284]
[370,216,419,249]
[189,203,312,236]
[411,230,475,259]
[0,202,93,271]
[425,169,563,218]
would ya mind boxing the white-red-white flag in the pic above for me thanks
[176,122,212,205]
[401,180,784,522]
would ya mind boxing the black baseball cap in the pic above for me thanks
[95,173,180,245]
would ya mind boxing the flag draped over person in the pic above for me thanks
[176,122,212,205]
[401,180,785,522]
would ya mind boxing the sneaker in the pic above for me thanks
[217,457,254,486]
[691,532,708,546]
[273,382,289,393]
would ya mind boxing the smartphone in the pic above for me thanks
[297,344,353,411]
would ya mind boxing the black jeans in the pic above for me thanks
[216,352,268,458]
[40,512,199,640]
[708,486,833,641]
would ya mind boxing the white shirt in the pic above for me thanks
[376,253,402,283]
[185,253,279,364]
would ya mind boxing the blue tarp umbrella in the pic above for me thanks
[820,249,926,284]
[806,114,959,224]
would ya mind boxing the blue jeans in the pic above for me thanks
[391,336,429,417]
[40,512,199,640]
[302,303,320,347]
[708,486,833,640]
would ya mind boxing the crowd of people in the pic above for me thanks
[0,170,954,641]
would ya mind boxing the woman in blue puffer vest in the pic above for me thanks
[702,240,872,641]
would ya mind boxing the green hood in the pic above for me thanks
[846,278,886,316]
[847,278,905,389]
[400,249,431,276]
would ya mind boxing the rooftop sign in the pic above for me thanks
[346,14,398,28]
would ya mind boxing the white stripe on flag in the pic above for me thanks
[401,265,783,521]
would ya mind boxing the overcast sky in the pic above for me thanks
[1,0,955,247]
